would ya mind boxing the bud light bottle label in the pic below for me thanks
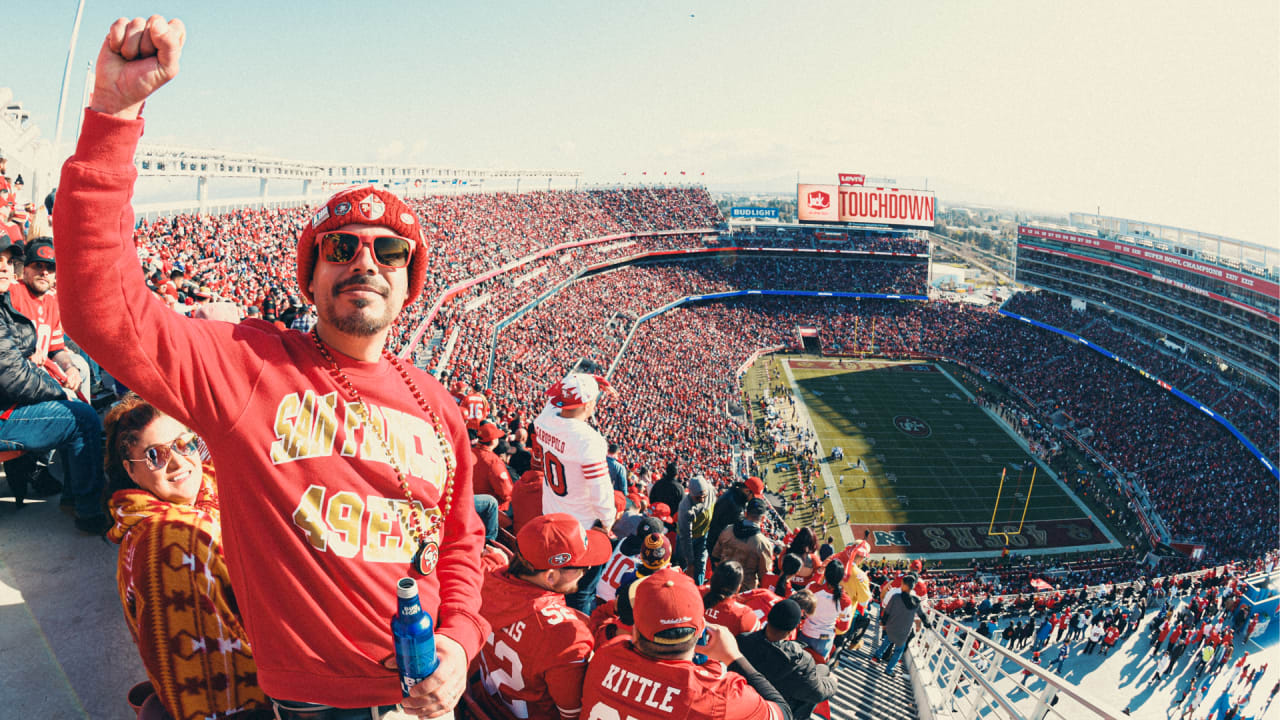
[392,577,439,696]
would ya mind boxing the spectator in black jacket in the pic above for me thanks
[708,479,753,563]
[738,598,838,720]
[648,459,684,519]
[0,235,107,532]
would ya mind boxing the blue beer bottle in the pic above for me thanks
[392,577,439,697]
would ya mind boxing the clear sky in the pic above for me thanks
[7,1,1278,248]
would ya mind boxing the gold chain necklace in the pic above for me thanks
[311,329,456,575]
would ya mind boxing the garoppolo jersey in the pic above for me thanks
[534,402,614,532]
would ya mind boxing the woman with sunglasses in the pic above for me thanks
[104,393,268,719]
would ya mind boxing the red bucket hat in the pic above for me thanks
[296,186,428,305]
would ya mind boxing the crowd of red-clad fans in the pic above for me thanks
[718,226,929,255]
[13,170,1280,720]
[117,188,1278,574]
[1002,291,1279,460]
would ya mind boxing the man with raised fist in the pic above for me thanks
[54,16,485,719]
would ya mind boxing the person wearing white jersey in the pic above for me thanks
[596,517,665,606]
[534,371,615,613]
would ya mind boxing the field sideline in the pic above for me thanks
[745,355,1119,558]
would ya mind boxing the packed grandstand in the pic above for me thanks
[109,187,1279,567]
[3,177,1278,719]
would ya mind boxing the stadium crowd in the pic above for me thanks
[4,149,1277,719]
[1017,252,1279,383]
[6,18,1275,720]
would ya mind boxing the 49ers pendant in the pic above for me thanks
[411,541,439,576]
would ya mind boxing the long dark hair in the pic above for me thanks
[789,527,817,556]
[824,559,849,603]
[103,392,162,500]
[775,553,804,596]
[704,561,744,609]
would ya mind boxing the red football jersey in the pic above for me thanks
[462,392,492,430]
[478,572,594,720]
[738,587,783,623]
[582,637,783,720]
[8,283,65,361]
[703,596,762,636]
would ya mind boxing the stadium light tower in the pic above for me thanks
[54,0,88,156]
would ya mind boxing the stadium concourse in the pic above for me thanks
[1,185,1277,719]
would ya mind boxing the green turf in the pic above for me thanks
[783,359,1087,527]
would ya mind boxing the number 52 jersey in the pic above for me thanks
[477,568,595,720]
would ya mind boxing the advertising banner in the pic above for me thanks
[838,173,866,186]
[798,184,935,228]
[1018,226,1280,300]
[730,207,780,220]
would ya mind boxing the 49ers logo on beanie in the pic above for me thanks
[359,194,385,220]
[296,186,428,305]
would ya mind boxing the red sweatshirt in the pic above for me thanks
[55,110,487,707]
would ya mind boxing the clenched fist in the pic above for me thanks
[90,15,186,120]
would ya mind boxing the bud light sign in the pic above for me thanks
[730,207,780,220]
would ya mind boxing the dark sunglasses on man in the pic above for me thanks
[319,232,412,269]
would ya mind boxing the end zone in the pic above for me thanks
[850,518,1115,560]
[777,355,1122,558]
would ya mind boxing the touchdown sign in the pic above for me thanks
[798,183,936,228]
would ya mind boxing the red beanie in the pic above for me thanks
[296,186,427,305]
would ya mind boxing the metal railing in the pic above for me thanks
[908,612,1125,720]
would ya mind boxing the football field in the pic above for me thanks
[753,357,1117,557]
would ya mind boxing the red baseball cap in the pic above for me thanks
[477,423,503,443]
[745,476,765,498]
[849,539,871,561]
[516,513,611,571]
[630,568,703,645]
[649,502,673,524]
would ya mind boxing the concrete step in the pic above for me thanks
[828,636,919,720]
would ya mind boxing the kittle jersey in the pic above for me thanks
[582,637,782,720]
[479,599,594,720]
[461,392,491,430]
[534,403,614,532]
